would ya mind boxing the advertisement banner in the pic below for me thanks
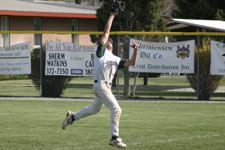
[45,42,96,76]
[210,40,225,75]
[0,42,31,75]
[129,39,195,74]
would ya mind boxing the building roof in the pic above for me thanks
[167,18,225,32]
[0,0,98,18]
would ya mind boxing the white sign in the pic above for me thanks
[129,39,195,74]
[0,42,31,75]
[45,42,96,76]
[210,40,225,75]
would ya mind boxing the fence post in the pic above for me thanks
[196,35,200,100]
[117,34,120,100]
[40,34,43,97]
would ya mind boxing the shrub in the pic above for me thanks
[30,47,71,97]
[186,39,223,100]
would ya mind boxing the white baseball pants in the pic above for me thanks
[74,82,122,137]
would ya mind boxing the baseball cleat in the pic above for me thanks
[62,111,75,130]
[109,137,127,148]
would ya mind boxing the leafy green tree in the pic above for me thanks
[216,9,225,21]
[173,0,225,20]
[94,0,166,96]
[187,40,223,100]
[173,0,225,100]
[30,47,71,97]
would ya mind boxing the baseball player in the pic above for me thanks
[62,12,140,148]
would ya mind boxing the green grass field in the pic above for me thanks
[0,100,225,150]
[0,76,225,100]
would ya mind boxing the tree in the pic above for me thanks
[187,40,223,100]
[30,47,71,97]
[95,0,166,96]
[172,0,225,100]
[172,0,225,20]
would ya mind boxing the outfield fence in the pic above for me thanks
[0,31,225,100]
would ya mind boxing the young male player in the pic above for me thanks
[62,12,140,148]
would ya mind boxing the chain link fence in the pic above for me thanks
[0,31,225,100]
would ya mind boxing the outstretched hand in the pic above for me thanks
[131,42,140,50]
[111,10,118,15]
[110,12,116,16]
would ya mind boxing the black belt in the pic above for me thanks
[94,80,112,85]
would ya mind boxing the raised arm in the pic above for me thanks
[100,13,115,45]
[123,43,140,67]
